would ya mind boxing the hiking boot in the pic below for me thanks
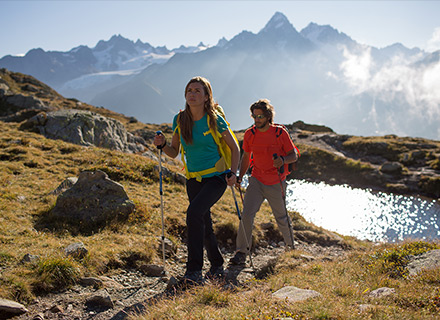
[182,270,204,286]
[229,251,246,265]
[205,265,225,281]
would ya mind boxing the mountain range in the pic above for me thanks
[1,12,439,140]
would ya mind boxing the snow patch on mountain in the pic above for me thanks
[60,69,143,91]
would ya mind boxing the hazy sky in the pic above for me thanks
[1,0,440,58]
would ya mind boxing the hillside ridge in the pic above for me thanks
[1,68,439,199]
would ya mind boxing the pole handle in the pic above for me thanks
[273,153,284,174]
[156,131,165,150]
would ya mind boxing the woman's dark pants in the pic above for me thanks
[185,174,226,272]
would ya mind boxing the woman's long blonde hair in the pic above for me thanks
[179,76,218,144]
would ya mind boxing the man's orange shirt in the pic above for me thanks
[243,125,295,185]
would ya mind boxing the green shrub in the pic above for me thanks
[369,241,439,278]
[34,257,81,292]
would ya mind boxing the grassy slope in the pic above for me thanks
[1,122,439,319]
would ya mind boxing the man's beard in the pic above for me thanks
[255,119,268,129]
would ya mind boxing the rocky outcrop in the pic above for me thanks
[49,170,135,234]
[407,249,440,277]
[21,109,145,153]
[1,68,147,154]
[290,129,440,199]
[0,68,57,118]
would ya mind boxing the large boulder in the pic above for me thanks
[21,109,145,153]
[50,170,135,233]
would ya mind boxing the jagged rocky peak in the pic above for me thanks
[94,34,136,52]
[380,42,423,57]
[301,22,354,45]
[226,30,256,48]
[216,37,228,47]
[259,11,298,34]
[135,39,154,51]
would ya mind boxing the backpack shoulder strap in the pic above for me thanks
[273,123,301,172]
[274,123,288,138]
[248,125,257,145]
[173,112,191,178]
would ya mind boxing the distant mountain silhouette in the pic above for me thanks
[1,12,439,139]
[0,34,205,95]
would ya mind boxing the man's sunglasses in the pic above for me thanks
[251,114,266,119]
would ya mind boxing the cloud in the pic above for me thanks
[340,46,372,93]
[339,46,440,120]
[427,27,440,52]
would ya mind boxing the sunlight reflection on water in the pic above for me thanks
[284,180,440,242]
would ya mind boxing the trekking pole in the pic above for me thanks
[273,154,295,250]
[238,184,245,205]
[156,131,166,271]
[227,172,254,269]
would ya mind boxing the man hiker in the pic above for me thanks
[230,99,299,265]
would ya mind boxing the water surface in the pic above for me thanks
[284,180,440,242]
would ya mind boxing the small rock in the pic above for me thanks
[80,277,103,288]
[380,162,403,174]
[166,276,178,291]
[32,313,45,320]
[65,242,88,259]
[272,286,321,302]
[139,264,165,277]
[20,253,40,264]
[368,287,396,298]
[86,290,114,309]
[49,305,63,313]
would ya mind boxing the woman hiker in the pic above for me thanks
[154,76,239,284]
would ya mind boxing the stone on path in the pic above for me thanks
[0,298,28,316]
[272,286,321,302]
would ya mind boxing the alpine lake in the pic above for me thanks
[242,176,440,242]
